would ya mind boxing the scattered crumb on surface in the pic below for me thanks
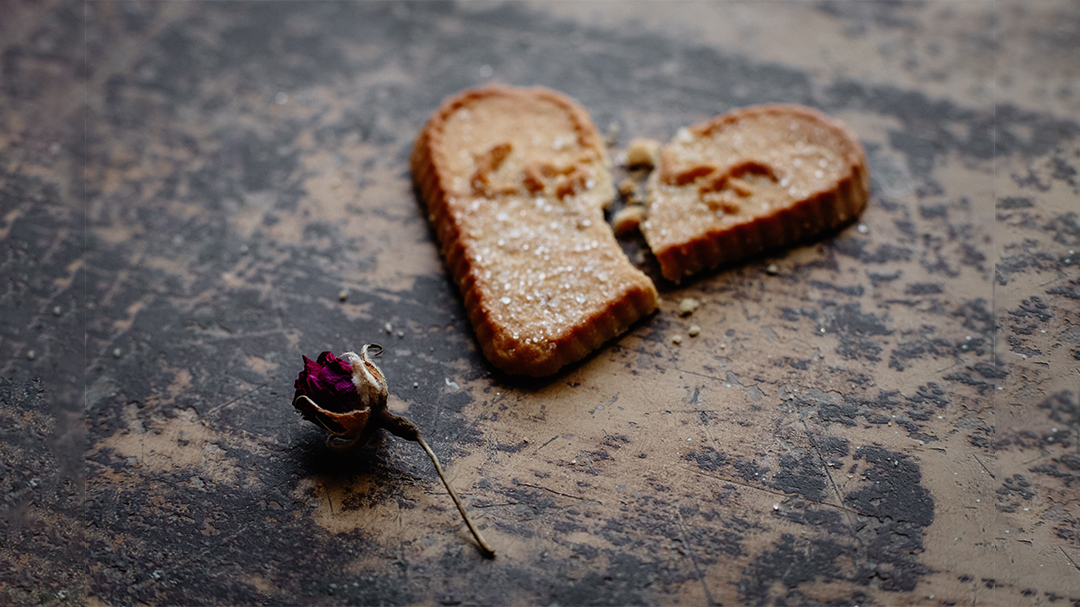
[626,138,661,168]
[384,323,393,334]
[766,263,779,275]
[338,289,348,301]
[612,205,648,236]
[689,325,700,337]
[672,335,683,345]
[678,298,699,316]
[112,348,121,358]
[605,122,620,147]
[26,350,35,360]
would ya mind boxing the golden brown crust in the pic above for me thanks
[412,86,658,376]
[642,104,869,282]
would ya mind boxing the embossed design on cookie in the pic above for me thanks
[643,105,870,282]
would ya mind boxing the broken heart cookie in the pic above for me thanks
[641,104,869,282]
[411,86,658,376]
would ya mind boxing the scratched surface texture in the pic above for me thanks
[2,0,1079,605]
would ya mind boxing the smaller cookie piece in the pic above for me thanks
[641,105,869,282]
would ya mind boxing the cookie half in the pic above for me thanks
[641,104,870,281]
[412,86,658,376]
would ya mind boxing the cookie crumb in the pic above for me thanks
[672,335,683,345]
[52,306,61,316]
[626,138,661,168]
[766,263,779,276]
[338,289,348,302]
[618,178,637,197]
[384,323,393,334]
[605,122,620,147]
[688,325,700,337]
[678,298,700,316]
[612,205,648,236]
[26,350,35,361]
[112,348,121,358]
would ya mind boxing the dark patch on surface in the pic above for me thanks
[997,239,1066,285]
[1037,391,1080,431]
[918,204,948,220]
[683,446,729,472]
[787,358,811,370]
[0,167,85,410]
[739,534,849,605]
[0,379,85,606]
[998,196,1034,210]
[775,505,847,536]
[818,402,860,427]
[734,458,770,483]
[868,270,902,286]
[944,362,1004,394]
[1009,296,1054,323]
[907,383,949,410]
[740,474,933,604]
[847,446,934,528]
[824,302,892,337]
[1009,335,1042,357]
[1045,212,1080,247]
[780,307,819,323]
[763,445,938,594]
[904,282,943,296]
[823,302,892,363]
[952,298,995,336]
[889,328,955,372]
[810,280,865,297]
[995,474,1036,513]
[767,454,828,502]
[832,238,914,265]
[816,2,920,33]
[818,437,850,457]
[1047,284,1080,300]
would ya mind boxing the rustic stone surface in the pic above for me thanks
[1,0,1078,605]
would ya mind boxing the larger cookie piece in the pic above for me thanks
[411,86,658,376]
[641,104,870,282]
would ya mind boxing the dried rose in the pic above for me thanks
[291,344,494,558]
[293,346,387,450]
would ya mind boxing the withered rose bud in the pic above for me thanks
[292,345,388,448]
[290,343,495,558]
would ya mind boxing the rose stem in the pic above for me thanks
[415,434,496,559]
[380,411,495,558]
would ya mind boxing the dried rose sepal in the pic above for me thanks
[292,344,495,559]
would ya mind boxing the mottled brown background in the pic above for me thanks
[1,1,1079,605]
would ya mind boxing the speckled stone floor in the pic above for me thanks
[1,1,1078,605]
